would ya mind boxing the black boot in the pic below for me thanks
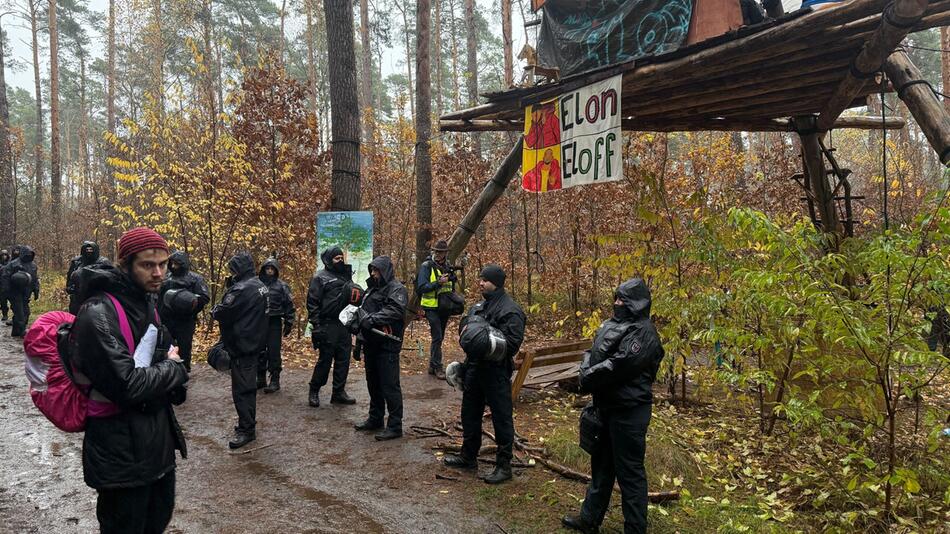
[256,370,267,390]
[263,372,281,394]
[561,514,599,534]
[374,428,403,441]
[482,463,512,484]
[308,386,320,407]
[330,390,356,404]
[354,418,383,431]
[228,431,256,450]
[443,454,477,470]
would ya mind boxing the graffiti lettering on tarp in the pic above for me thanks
[538,0,692,77]
[522,74,623,193]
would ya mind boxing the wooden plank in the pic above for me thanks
[817,0,928,131]
[510,347,536,400]
[524,340,592,359]
[440,116,905,133]
[884,49,950,165]
[530,351,587,368]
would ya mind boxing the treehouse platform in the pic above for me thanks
[440,0,950,136]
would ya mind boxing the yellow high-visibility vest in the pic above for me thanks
[421,263,454,309]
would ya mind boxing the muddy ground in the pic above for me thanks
[0,326,533,534]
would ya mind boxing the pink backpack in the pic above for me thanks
[24,294,135,432]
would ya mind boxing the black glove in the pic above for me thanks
[352,345,362,361]
[283,321,293,337]
[33,291,39,301]
[359,314,374,332]
[169,385,187,406]
[311,325,325,349]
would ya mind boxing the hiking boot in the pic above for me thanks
[374,428,403,441]
[228,432,256,450]
[561,514,599,534]
[354,419,383,432]
[443,454,477,470]
[256,371,267,390]
[308,388,320,407]
[330,390,356,405]
[482,464,512,484]
[263,372,281,394]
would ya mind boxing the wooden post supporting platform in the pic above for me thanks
[884,49,950,165]
[446,137,524,264]
[817,0,927,131]
[795,116,844,241]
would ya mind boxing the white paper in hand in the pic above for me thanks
[133,324,159,368]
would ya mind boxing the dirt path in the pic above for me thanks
[0,328,504,533]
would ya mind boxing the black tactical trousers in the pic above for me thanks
[167,319,197,371]
[259,317,283,375]
[580,403,652,534]
[10,291,30,336]
[96,470,175,534]
[363,347,403,430]
[424,308,450,372]
[230,354,257,435]
[0,291,7,319]
[310,323,351,393]
[460,363,514,466]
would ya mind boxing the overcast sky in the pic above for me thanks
[2,0,806,94]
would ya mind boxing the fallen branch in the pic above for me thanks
[436,473,460,482]
[229,443,276,455]
[410,425,455,439]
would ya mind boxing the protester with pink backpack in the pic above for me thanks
[53,227,188,534]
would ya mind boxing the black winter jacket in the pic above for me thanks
[579,278,665,410]
[70,264,189,490]
[159,251,211,323]
[1,245,40,298]
[259,258,295,325]
[465,288,526,364]
[359,256,408,353]
[307,248,355,327]
[212,253,268,356]
[67,241,107,295]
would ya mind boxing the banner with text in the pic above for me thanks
[522,74,623,193]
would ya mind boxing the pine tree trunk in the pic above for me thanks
[450,0,460,108]
[305,0,320,149]
[941,27,950,113]
[30,2,43,222]
[324,0,361,210]
[415,0,433,267]
[0,22,15,247]
[464,0,480,155]
[501,0,513,88]
[433,0,443,117]
[50,0,63,266]
[106,0,116,256]
[151,0,164,111]
[360,0,374,147]
[401,3,414,119]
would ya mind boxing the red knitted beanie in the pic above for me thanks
[118,227,168,260]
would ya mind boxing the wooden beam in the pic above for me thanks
[796,116,844,240]
[884,49,950,165]
[446,137,524,264]
[439,116,904,133]
[817,0,927,131]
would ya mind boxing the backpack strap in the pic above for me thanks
[104,292,135,353]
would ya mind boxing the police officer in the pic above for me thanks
[258,257,295,393]
[159,251,210,372]
[415,240,456,379]
[211,252,268,449]
[443,265,525,484]
[66,241,108,314]
[0,249,10,321]
[561,278,665,534]
[2,245,20,326]
[355,256,407,441]
[1,245,40,338]
[307,247,357,407]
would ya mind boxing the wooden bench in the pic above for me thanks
[511,340,592,401]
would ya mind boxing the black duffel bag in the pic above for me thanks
[578,402,604,454]
[438,291,465,316]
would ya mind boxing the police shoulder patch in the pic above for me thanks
[394,291,408,306]
[630,340,641,354]
[223,293,236,305]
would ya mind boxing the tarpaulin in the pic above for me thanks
[537,0,693,77]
